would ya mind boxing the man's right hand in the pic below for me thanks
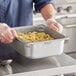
[0,23,18,44]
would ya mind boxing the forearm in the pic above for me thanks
[40,4,63,33]
[40,4,56,20]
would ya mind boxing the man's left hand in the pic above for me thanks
[47,19,63,33]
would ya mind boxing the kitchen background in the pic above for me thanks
[33,1,76,75]
[33,0,76,55]
[1,0,76,76]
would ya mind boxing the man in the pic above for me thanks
[0,0,63,60]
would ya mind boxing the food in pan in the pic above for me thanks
[17,31,54,42]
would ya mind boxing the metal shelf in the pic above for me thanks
[5,53,76,76]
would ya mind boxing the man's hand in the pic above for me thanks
[40,4,63,33]
[46,19,63,33]
[0,23,18,43]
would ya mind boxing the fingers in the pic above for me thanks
[48,21,63,33]
[0,23,18,43]
[57,23,63,33]
[1,29,13,43]
[11,29,18,38]
[48,22,59,32]
[1,35,13,44]
[0,28,18,44]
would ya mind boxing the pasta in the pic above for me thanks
[18,31,54,42]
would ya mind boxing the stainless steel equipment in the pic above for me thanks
[3,0,76,76]
[33,0,76,76]
[55,1,76,76]
[10,25,68,59]
[55,0,76,53]
[5,54,76,76]
[0,60,13,75]
[57,16,76,53]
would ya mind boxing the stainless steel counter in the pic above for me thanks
[5,53,76,76]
